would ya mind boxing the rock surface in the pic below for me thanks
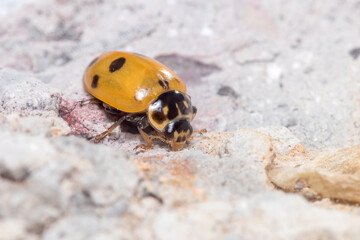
[1,0,360,239]
[267,142,360,203]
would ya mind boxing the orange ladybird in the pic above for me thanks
[83,51,205,151]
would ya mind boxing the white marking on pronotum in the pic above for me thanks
[148,99,162,112]
[135,88,149,101]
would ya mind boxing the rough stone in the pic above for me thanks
[151,193,360,240]
[0,128,139,239]
[267,143,360,203]
[2,0,360,239]
[0,69,59,114]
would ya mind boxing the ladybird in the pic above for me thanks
[83,51,206,151]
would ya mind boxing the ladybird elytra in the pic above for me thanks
[83,51,205,151]
[83,51,186,113]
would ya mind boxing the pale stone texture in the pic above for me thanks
[1,0,360,239]
[267,142,360,203]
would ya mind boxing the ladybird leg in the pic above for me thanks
[135,128,154,151]
[149,135,169,144]
[93,115,127,142]
[135,128,169,151]
[102,103,122,115]
[124,114,149,129]
[187,129,207,142]
[197,129,207,134]
[79,98,102,107]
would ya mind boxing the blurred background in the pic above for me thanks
[1,0,360,149]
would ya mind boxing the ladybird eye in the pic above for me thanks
[192,106,197,115]
[164,122,175,139]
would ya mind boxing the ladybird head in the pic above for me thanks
[147,90,197,150]
[164,119,193,150]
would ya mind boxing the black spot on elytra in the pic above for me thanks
[158,80,169,89]
[152,111,166,124]
[109,57,126,72]
[88,57,99,67]
[92,75,99,88]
